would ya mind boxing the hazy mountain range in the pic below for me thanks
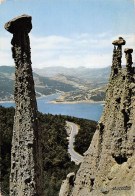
[0,66,111,102]
[34,66,111,83]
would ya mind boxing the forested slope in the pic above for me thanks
[0,106,97,195]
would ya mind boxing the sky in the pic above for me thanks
[0,0,135,68]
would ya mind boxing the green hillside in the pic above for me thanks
[0,65,109,102]
[34,66,111,83]
[0,73,14,100]
[0,66,78,101]
[35,75,78,95]
[0,106,97,196]
[0,66,15,75]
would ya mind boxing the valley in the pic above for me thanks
[0,66,110,103]
[0,106,97,196]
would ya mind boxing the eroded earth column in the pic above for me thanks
[5,15,43,196]
[59,37,135,196]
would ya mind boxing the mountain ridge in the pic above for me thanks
[0,66,78,101]
[0,65,110,102]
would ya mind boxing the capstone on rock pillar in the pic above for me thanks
[5,15,43,196]
[111,37,126,75]
[124,48,133,69]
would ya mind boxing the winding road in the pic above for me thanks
[66,121,83,165]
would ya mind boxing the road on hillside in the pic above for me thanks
[66,121,83,165]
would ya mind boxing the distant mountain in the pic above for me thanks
[34,75,78,96]
[0,65,115,102]
[34,66,76,77]
[34,66,112,103]
[0,73,14,101]
[34,66,111,83]
[51,74,90,88]
[0,66,15,74]
[0,66,78,101]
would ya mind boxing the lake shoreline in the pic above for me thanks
[0,94,104,121]
[0,93,59,104]
[0,95,105,104]
[48,100,105,104]
[0,100,14,103]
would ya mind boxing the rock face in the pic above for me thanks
[5,15,43,196]
[59,173,75,196]
[59,37,135,196]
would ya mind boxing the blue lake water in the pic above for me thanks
[0,94,104,121]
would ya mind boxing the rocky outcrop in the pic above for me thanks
[5,15,43,196]
[59,37,135,196]
[59,173,75,196]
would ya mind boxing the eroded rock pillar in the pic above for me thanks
[111,37,126,75]
[5,15,43,196]
[60,37,135,196]
[124,48,133,69]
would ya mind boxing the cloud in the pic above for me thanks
[29,34,113,68]
[0,0,6,4]
[0,51,13,65]
[0,33,135,68]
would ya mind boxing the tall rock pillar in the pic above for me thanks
[5,15,43,196]
[111,37,126,75]
[59,37,135,196]
[124,48,133,69]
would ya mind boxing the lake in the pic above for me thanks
[0,94,104,121]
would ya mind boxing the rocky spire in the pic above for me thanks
[111,37,126,75]
[59,38,135,196]
[124,48,133,69]
[5,15,43,196]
